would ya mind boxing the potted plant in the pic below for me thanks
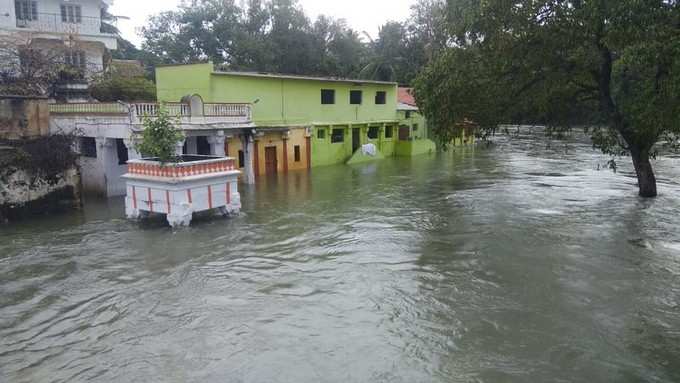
[122,105,241,227]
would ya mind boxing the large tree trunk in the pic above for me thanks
[630,149,657,198]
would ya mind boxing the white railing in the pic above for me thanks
[49,103,127,114]
[16,13,105,35]
[204,103,250,117]
[49,102,252,122]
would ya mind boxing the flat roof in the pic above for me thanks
[212,70,398,86]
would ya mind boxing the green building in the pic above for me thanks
[155,63,439,171]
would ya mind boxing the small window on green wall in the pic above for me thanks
[321,89,335,104]
[317,128,326,139]
[367,126,379,139]
[412,123,418,131]
[350,90,362,105]
[385,126,393,138]
[375,91,386,104]
[331,128,344,143]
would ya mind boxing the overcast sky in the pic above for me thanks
[109,0,417,47]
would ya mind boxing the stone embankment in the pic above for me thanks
[0,148,80,223]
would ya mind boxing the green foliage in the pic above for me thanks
[134,107,184,163]
[415,0,680,196]
[139,0,446,83]
[90,75,156,102]
[0,134,79,181]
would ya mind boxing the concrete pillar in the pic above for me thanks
[208,131,226,157]
[241,133,256,184]
[184,136,197,155]
[95,137,115,196]
[282,131,289,173]
[124,138,142,160]
[175,138,186,156]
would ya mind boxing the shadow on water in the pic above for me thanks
[1,133,679,382]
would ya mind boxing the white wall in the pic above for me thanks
[30,0,103,21]
[0,0,17,28]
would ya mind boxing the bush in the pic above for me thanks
[90,76,156,102]
[0,134,79,181]
[135,106,183,163]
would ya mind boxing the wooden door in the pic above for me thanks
[265,146,277,174]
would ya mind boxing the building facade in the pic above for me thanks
[155,63,417,175]
[0,0,118,100]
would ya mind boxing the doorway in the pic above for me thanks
[265,146,278,174]
[398,126,410,141]
[352,128,361,152]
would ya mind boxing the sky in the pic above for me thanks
[109,0,417,47]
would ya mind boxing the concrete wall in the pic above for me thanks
[0,164,80,221]
[0,98,50,139]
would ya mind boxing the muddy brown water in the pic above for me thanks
[1,131,679,382]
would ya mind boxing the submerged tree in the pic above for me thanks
[415,0,680,197]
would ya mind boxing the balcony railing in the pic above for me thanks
[15,13,106,35]
[48,102,253,124]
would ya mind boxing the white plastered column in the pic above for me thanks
[95,137,116,196]
[241,133,256,184]
[208,131,226,157]
[175,138,186,156]
[123,138,142,160]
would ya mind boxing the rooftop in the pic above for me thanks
[211,70,398,86]
[398,87,417,107]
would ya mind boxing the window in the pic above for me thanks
[385,126,393,139]
[405,111,411,119]
[321,89,335,104]
[317,128,326,140]
[15,0,37,21]
[294,145,301,162]
[331,128,344,143]
[60,4,82,23]
[64,50,86,70]
[375,91,386,105]
[350,90,362,105]
[116,139,128,165]
[412,123,418,131]
[367,126,379,139]
[238,150,245,168]
[80,137,96,158]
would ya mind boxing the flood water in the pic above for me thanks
[1,130,680,382]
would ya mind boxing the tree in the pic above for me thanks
[360,22,408,82]
[0,35,78,97]
[415,0,680,197]
[140,0,367,77]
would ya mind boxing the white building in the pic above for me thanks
[0,0,118,77]
[49,98,256,197]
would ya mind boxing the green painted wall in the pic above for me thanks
[397,110,428,140]
[156,63,399,127]
[155,63,213,102]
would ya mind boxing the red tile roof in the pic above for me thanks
[398,87,417,107]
